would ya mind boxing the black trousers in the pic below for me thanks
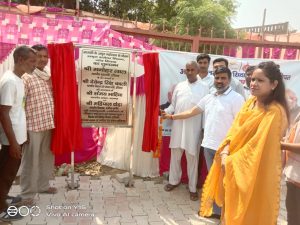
[0,145,21,212]
[286,181,300,225]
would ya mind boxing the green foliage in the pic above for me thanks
[11,0,237,38]
[11,0,26,4]
[174,0,237,37]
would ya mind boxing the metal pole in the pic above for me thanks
[71,151,75,189]
[258,8,266,58]
[127,50,137,187]
[27,0,30,14]
[209,28,213,53]
[261,8,267,41]
[8,0,11,11]
[76,0,80,19]
[92,1,95,22]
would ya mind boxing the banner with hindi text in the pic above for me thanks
[159,51,300,135]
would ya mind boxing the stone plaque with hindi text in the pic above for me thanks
[79,48,131,126]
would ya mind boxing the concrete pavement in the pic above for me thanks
[0,174,288,225]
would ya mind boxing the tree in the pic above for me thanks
[11,0,238,38]
[151,0,178,32]
[173,0,238,37]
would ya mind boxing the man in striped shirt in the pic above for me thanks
[20,44,57,199]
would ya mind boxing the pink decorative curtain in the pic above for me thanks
[242,46,256,58]
[55,128,107,165]
[0,42,15,63]
[272,48,282,59]
[284,48,297,60]
[223,47,237,57]
[263,48,271,59]
[0,12,110,45]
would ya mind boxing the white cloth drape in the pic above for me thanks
[0,51,14,80]
[98,95,160,177]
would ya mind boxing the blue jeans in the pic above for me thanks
[204,147,221,215]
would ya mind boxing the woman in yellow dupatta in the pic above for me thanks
[199,61,289,225]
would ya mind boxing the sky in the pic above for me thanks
[232,0,300,31]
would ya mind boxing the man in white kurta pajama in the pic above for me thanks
[163,61,209,200]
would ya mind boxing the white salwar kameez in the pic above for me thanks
[165,79,209,192]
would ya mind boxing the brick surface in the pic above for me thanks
[6,174,287,225]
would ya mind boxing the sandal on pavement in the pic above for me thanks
[208,213,221,220]
[14,198,35,207]
[189,191,198,201]
[6,196,22,206]
[164,183,180,192]
[0,209,23,222]
[40,187,57,194]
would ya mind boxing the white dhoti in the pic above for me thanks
[169,148,200,192]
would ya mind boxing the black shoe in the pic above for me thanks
[208,213,221,219]
[197,211,221,220]
[6,195,22,206]
[0,208,23,222]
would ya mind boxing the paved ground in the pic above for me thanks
[0,174,288,225]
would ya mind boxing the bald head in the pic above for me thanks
[185,61,199,83]
[186,61,199,71]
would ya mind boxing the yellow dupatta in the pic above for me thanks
[199,97,287,225]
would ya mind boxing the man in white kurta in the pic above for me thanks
[163,61,209,200]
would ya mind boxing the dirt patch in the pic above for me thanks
[55,160,164,183]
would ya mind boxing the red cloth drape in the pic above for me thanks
[48,42,83,155]
[142,53,160,152]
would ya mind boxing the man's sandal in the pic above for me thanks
[0,210,23,222]
[6,196,22,206]
[189,192,198,201]
[40,187,57,194]
[15,198,35,207]
[164,183,180,192]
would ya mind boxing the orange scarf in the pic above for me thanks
[200,97,287,225]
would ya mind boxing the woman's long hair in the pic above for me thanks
[257,61,290,123]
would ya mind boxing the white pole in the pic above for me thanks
[71,151,75,189]
[258,8,267,58]
[128,50,137,187]
[261,8,267,40]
